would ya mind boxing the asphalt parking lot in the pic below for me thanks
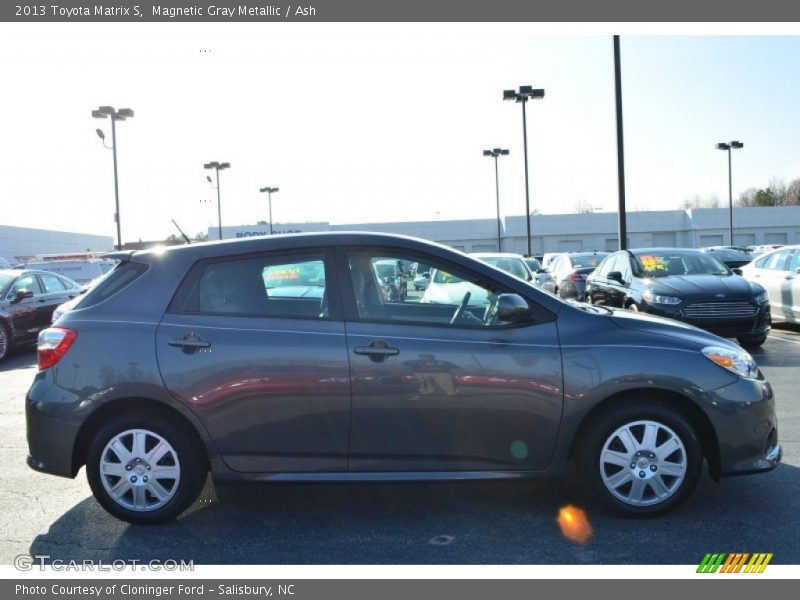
[1,326,799,565]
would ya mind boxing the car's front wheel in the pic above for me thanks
[738,334,768,348]
[86,410,207,524]
[0,322,10,363]
[577,402,702,516]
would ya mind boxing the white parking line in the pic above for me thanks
[769,334,800,346]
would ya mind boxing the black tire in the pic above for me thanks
[86,409,207,524]
[0,321,10,363]
[738,334,768,348]
[576,401,702,517]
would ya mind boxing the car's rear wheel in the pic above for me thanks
[576,402,702,516]
[0,322,9,363]
[86,410,207,524]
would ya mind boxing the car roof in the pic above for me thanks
[471,252,525,259]
[629,247,705,254]
[116,232,465,263]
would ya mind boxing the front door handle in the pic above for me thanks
[354,341,400,362]
[168,335,211,353]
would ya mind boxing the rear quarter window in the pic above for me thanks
[77,262,148,309]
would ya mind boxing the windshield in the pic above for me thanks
[432,269,464,284]
[0,273,16,294]
[569,253,608,269]
[634,251,729,277]
[481,257,532,281]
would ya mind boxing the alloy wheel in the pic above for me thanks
[99,428,181,512]
[599,420,687,507]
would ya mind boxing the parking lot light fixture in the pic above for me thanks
[483,148,510,252]
[716,140,744,245]
[503,86,545,257]
[92,105,134,250]
[258,187,280,235]
[204,161,231,240]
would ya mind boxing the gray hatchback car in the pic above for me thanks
[26,233,781,523]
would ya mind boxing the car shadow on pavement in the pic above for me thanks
[28,462,800,565]
[0,347,37,373]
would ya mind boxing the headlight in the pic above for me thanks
[643,290,682,305]
[702,345,759,379]
[755,291,769,304]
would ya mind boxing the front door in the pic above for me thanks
[156,248,351,473]
[339,247,563,472]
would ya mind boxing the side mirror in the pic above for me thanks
[608,271,624,284]
[12,289,34,304]
[497,293,531,323]
[732,268,743,276]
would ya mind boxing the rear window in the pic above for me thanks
[569,254,607,269]
[77,262,147,309]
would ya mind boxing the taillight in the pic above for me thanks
[37,328,78,371]
[569,273,586,282]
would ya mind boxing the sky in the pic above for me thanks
[0,24,798,243]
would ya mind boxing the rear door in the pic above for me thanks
[37,272,78,326]
[156,248,351,473]
[339,246,563,472]
[786,250,800,323]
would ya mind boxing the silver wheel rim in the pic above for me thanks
[99,428,181,512]
[599,419,687,507]
[0,327,7,359]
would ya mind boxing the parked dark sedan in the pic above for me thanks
[585,248,770,347]
[27,233,780,523]
[547,251,608,299]
[701,247,753,269]
[0,269,81,362]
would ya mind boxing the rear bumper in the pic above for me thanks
[25,371,83,478]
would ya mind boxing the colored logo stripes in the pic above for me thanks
[697,553,773,573]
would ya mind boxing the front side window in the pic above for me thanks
[347,250,520,328]
[14,274,42,295]
[761,249,791,271]
[185,253,328,320]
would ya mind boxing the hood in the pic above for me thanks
[606,306,740,351]
[648,274,758,299]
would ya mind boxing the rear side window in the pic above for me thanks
[78,262,148,309]
[40,273,67,293]
[173,253,329,320]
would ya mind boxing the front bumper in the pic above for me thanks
[643,301,770,339]
[703,374,781,476]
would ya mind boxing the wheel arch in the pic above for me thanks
[72,397,211,477]
[569,387,721,479]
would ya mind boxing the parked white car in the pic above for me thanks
[471,252,555,292]
[740,245,800,323]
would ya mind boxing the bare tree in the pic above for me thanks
[574,199,596,214]
[680,195,720,210]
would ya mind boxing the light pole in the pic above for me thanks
[715,141,744,246]
[503,86,544,257]
[483,148,509,252]
[92,106,134,250]
[204,161,231,240]
[259,187,280,234]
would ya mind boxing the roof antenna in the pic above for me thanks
[171,219,191,244]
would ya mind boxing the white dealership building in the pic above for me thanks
[217,206,800,255]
